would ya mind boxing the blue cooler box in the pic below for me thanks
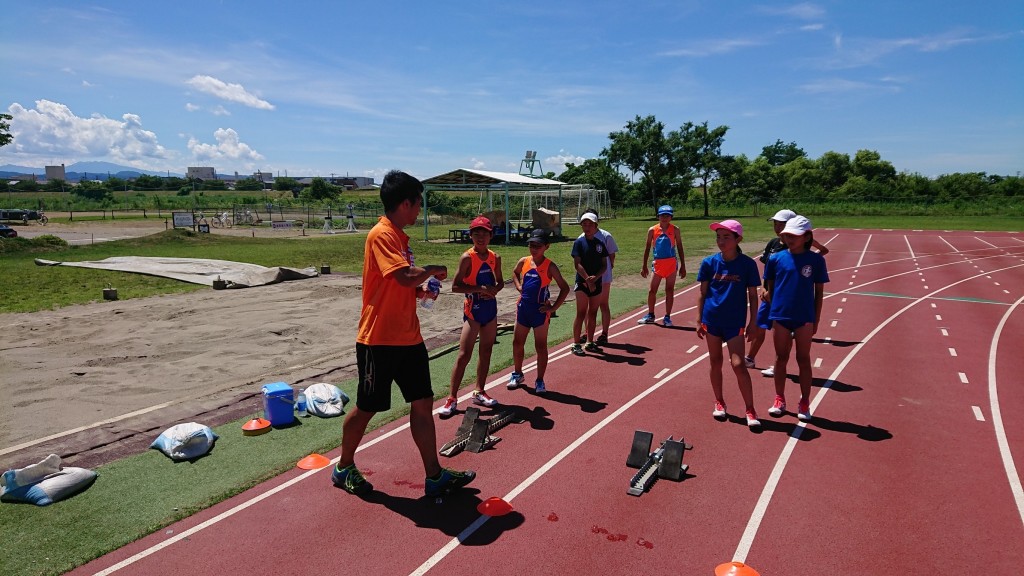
[262,382,294,426]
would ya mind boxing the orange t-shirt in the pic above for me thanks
[356,216,423,346]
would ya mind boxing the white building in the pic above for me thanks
[45,164,66,181]
[187,166,216,180]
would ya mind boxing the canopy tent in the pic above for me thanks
[421,169,610,244]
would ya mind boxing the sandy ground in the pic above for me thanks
[3,218,612,470]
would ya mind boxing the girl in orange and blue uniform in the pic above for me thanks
[440,216,504,416]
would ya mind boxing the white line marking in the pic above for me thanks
[973,406,985,421]
[411,354,711,575]
[654,368,669,379]
[988,294,1024,528]
[995,282,1001,286]
[841,297,847,303]
[733,262,1024,564]
[941,328,949,336]
[852,274,857,279]
[686,345,699,354]
[856,234,872,267]
[824,337,832,343]
[976,237,998,248]
[814,358,822,368]
[931,303,937,308]
[837,308,843,314]
[938,236,959,252]
[830,320,838,328]
[904,235,916,259]
[949,348,957,357]
[924,286,929,290]
[959,372,969,384]
[936,314,943,321]
[1005,290,1011,294]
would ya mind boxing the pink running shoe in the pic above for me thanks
[746,410,761,428]
[712,401,728,419]
[797,398,812,421]
[472,391,497,407]
[439,396,457,417]
[768,395,786,417]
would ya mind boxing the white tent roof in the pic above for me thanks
[423,168,563,187]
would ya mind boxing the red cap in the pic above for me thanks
[469,216,493,232]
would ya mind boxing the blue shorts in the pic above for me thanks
[464,298,498,325]
[516,303,549,329]
[756,301,772,330]
[772,319,808,332]
[702,324,744,342]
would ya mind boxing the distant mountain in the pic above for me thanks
[0,162,183,180]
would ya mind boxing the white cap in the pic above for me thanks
[769,209,797,222]
[781,215,812,236]
[580,212,598,223]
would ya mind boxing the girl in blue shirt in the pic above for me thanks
[762,215,830,421]
[696,220,763,428]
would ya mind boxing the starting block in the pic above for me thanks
[439,407,520,457]
[625,430,692,496]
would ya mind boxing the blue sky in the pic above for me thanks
[2,1,1021,182]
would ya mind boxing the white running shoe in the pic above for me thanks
[761,366,775,377]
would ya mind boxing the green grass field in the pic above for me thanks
[0,213,1020,575]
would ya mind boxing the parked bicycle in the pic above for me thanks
[211,211,233,228]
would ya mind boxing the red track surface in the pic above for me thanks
[71,229,1024,576]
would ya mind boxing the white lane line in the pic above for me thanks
[0,400,177,457]
[411,353,711,575]
[949,348,958,357]
[936,314,943,321]
[856,234,872,268]
[824,337,832,343]
[830,320,838,328]
[988,294,1024,528]
[995,282,1001,286]
[941,328,949,336]
[976,237,998,248]
[686,345,699,354]
[973,406,985,421]
[939,236,959,252]
[959,372,969,384]
[842,297,847,303]
[814,358,822,368]
[837,308,843,314]
[924,286,929,290]
[931,303,937,308]
[732,262,1024,564]
[904,235,916,259]
[654,368,669,379]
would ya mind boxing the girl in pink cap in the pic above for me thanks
[696,219,763,428]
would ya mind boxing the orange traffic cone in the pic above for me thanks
[715,561,761,576]
[476,497,513,517]
[297,453,332,470]
[242,417,272,436]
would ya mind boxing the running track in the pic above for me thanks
[71,228,1024,576]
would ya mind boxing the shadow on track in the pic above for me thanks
[361,488,526,544]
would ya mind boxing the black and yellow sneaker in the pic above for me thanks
[424,468,476,497]
[332,463,372,495]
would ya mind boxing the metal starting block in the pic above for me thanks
[625,430,692,496]
[439,407,520,457]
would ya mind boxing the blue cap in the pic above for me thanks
[657,205,673,216]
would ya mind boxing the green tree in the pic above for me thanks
[603,114,672,212]
[71,180,113,202]
[234,177,263,191]
[852,149,896,183]
[670,121,729,217]
[105,176,128,192]
[273,177,299,192]
[557,159,630,204]
[761,139,806,166]
[817,151,852,192]
[303,177,340,201]
[0,113,12,148]
[13,179,41,192]
[134,174,164,190]
[43,178,68,193]
[779,156,824,201]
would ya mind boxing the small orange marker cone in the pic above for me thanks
[242,417,272,436]
[297,453,331,470]
[476,497,513,517]
[715,561,760,576]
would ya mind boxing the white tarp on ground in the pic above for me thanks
[34,256,319,288]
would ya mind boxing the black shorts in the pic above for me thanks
[355,342,433,413]
[573,277,603,297]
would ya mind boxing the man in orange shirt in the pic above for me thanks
[331,170,476,497]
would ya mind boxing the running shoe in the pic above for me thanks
[797,398,812,421]
[768,395,786,417]
[584,341,601,353]
[472,391,497,407]
[578,335,587,344]
[438,396,457,416]
[712,401,728,419]
[596,333,608,345]
[332,463,372,495]
[637,313,655,324]
[744,356,756,368]
[507,371,525,390]
[761,366,775,377]
[571,343,585,356]
[425,468,476,497]
[746,410,762,428]
[534,380,547,394]
[662,315,673,327]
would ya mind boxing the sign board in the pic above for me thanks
[271,220,293,230]
[198,223,210,233]
[172,212,195,228]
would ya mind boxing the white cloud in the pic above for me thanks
[658,38,763,58]
[184,75,274,110]
[185,103,200,112]
[798,78,900,95]
[81,80,94,88]
[5,99,170,165]
[470,157,486,169]
[546,150,587,175]
[211,105,231,116]
[759,3,826,20]
[187,128,264,168]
